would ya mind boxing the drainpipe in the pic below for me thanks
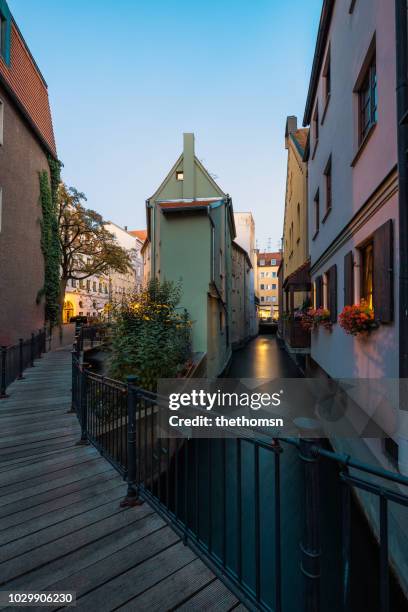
[395,0,408,474]
[146,200,155,278]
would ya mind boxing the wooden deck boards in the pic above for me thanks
[0,346,242,611]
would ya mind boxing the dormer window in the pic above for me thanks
[0,3,11,66]
[176,171,184,181]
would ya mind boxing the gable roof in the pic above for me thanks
[257,252,282,266]
[129,229,147,241]
[291,128,309,156]
[0,7,57,157]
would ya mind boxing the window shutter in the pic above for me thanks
[328,265,337,322]
[344,251,354,306]
[373,219,394,322]
[315,276,323,308]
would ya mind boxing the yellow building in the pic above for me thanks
[280,116,311,350]
[257,252,281,320]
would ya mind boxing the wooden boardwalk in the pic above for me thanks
[0,346,243,611]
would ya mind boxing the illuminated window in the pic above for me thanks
[360,241,373,309]
[176,171,184,181]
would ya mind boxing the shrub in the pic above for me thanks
[299,308,332,331]
[108,279,192,390]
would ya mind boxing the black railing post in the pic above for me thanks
[0,346,8,399]
[38,329,43,358]
[69,350,78,414]
[299,438,321,612]
[120,375,143,507]
[77,365,90,445]
[17,339,24,380]
[30,332,35,367]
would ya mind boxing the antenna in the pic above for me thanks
[267,237,272,252]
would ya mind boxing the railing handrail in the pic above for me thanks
[71,352,408,611]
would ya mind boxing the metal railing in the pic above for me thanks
[72,353,408,612]
[0,329,47,398]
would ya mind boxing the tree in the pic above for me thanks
[58,183,132,324]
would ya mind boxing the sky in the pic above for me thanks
[9,0,322,252]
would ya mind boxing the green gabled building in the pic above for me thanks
[144,133,236,377]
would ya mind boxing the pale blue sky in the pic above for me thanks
[9,0,322,250]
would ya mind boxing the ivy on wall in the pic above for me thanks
[37,156,62,326]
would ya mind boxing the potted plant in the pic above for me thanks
[299,308,332,331]
[338,301,379,336]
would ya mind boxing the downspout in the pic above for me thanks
[146,200,155,278]
[395,0,408,378]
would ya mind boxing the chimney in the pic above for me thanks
[183,133,195,198]
[285,116,297,149]
[124,225,128,231]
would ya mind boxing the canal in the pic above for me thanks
[225,334,408,611]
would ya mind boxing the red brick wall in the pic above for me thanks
[0,82,49,345]
[0,22,56,156]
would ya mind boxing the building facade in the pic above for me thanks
[257,252,281,320]
[281,117,311,353]
[63,223,144,321]
[234,212,258,337]
[303,0,407,594]
[231,241,252,347]
[0,0,57,345]
[144,133,237,377]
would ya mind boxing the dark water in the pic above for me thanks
[225,335,408,612]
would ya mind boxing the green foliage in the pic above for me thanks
[38,157,62,325]
[108,279,192,390]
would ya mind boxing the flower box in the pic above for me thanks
[338,302,379,336]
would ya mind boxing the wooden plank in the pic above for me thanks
[0,494,128,562]
[73,541,198,612]
[5,512,164,593]
[0,443,78,471]
[176,578,239,611]
[117,558,215,612]
[0,481,126,545]
[0,434,78,460]
[0,470,118,520]
[0,505,153,584]
[0,454,103,495]
[0,459,112,508]
[0,447,96,486]
[0,472,119,530]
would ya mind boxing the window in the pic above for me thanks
[297,203,301,240]
[326,265,338,323]
[86,280,91,291]
[0,11,7,61]
[323,49,331,106]
[259,259,265,266]
[272,284,277,290]
[176,171,184,181]
[79,280,85,289]
[358,55,377,143]
[272,296,277,303]
[324,156,332,215]
[260,272,265,279]
[271,259,277,265]
[93,281,97,292]
[360,241,373,309]
[99,282,102,292]
[272,271,277,278]
[260,284,265,290]
[260,296,265,303]
[72,279,77,288]
[313,190,320,237]
[104,284,108,294]
[0,99,3,146]
[313,104,319,143]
